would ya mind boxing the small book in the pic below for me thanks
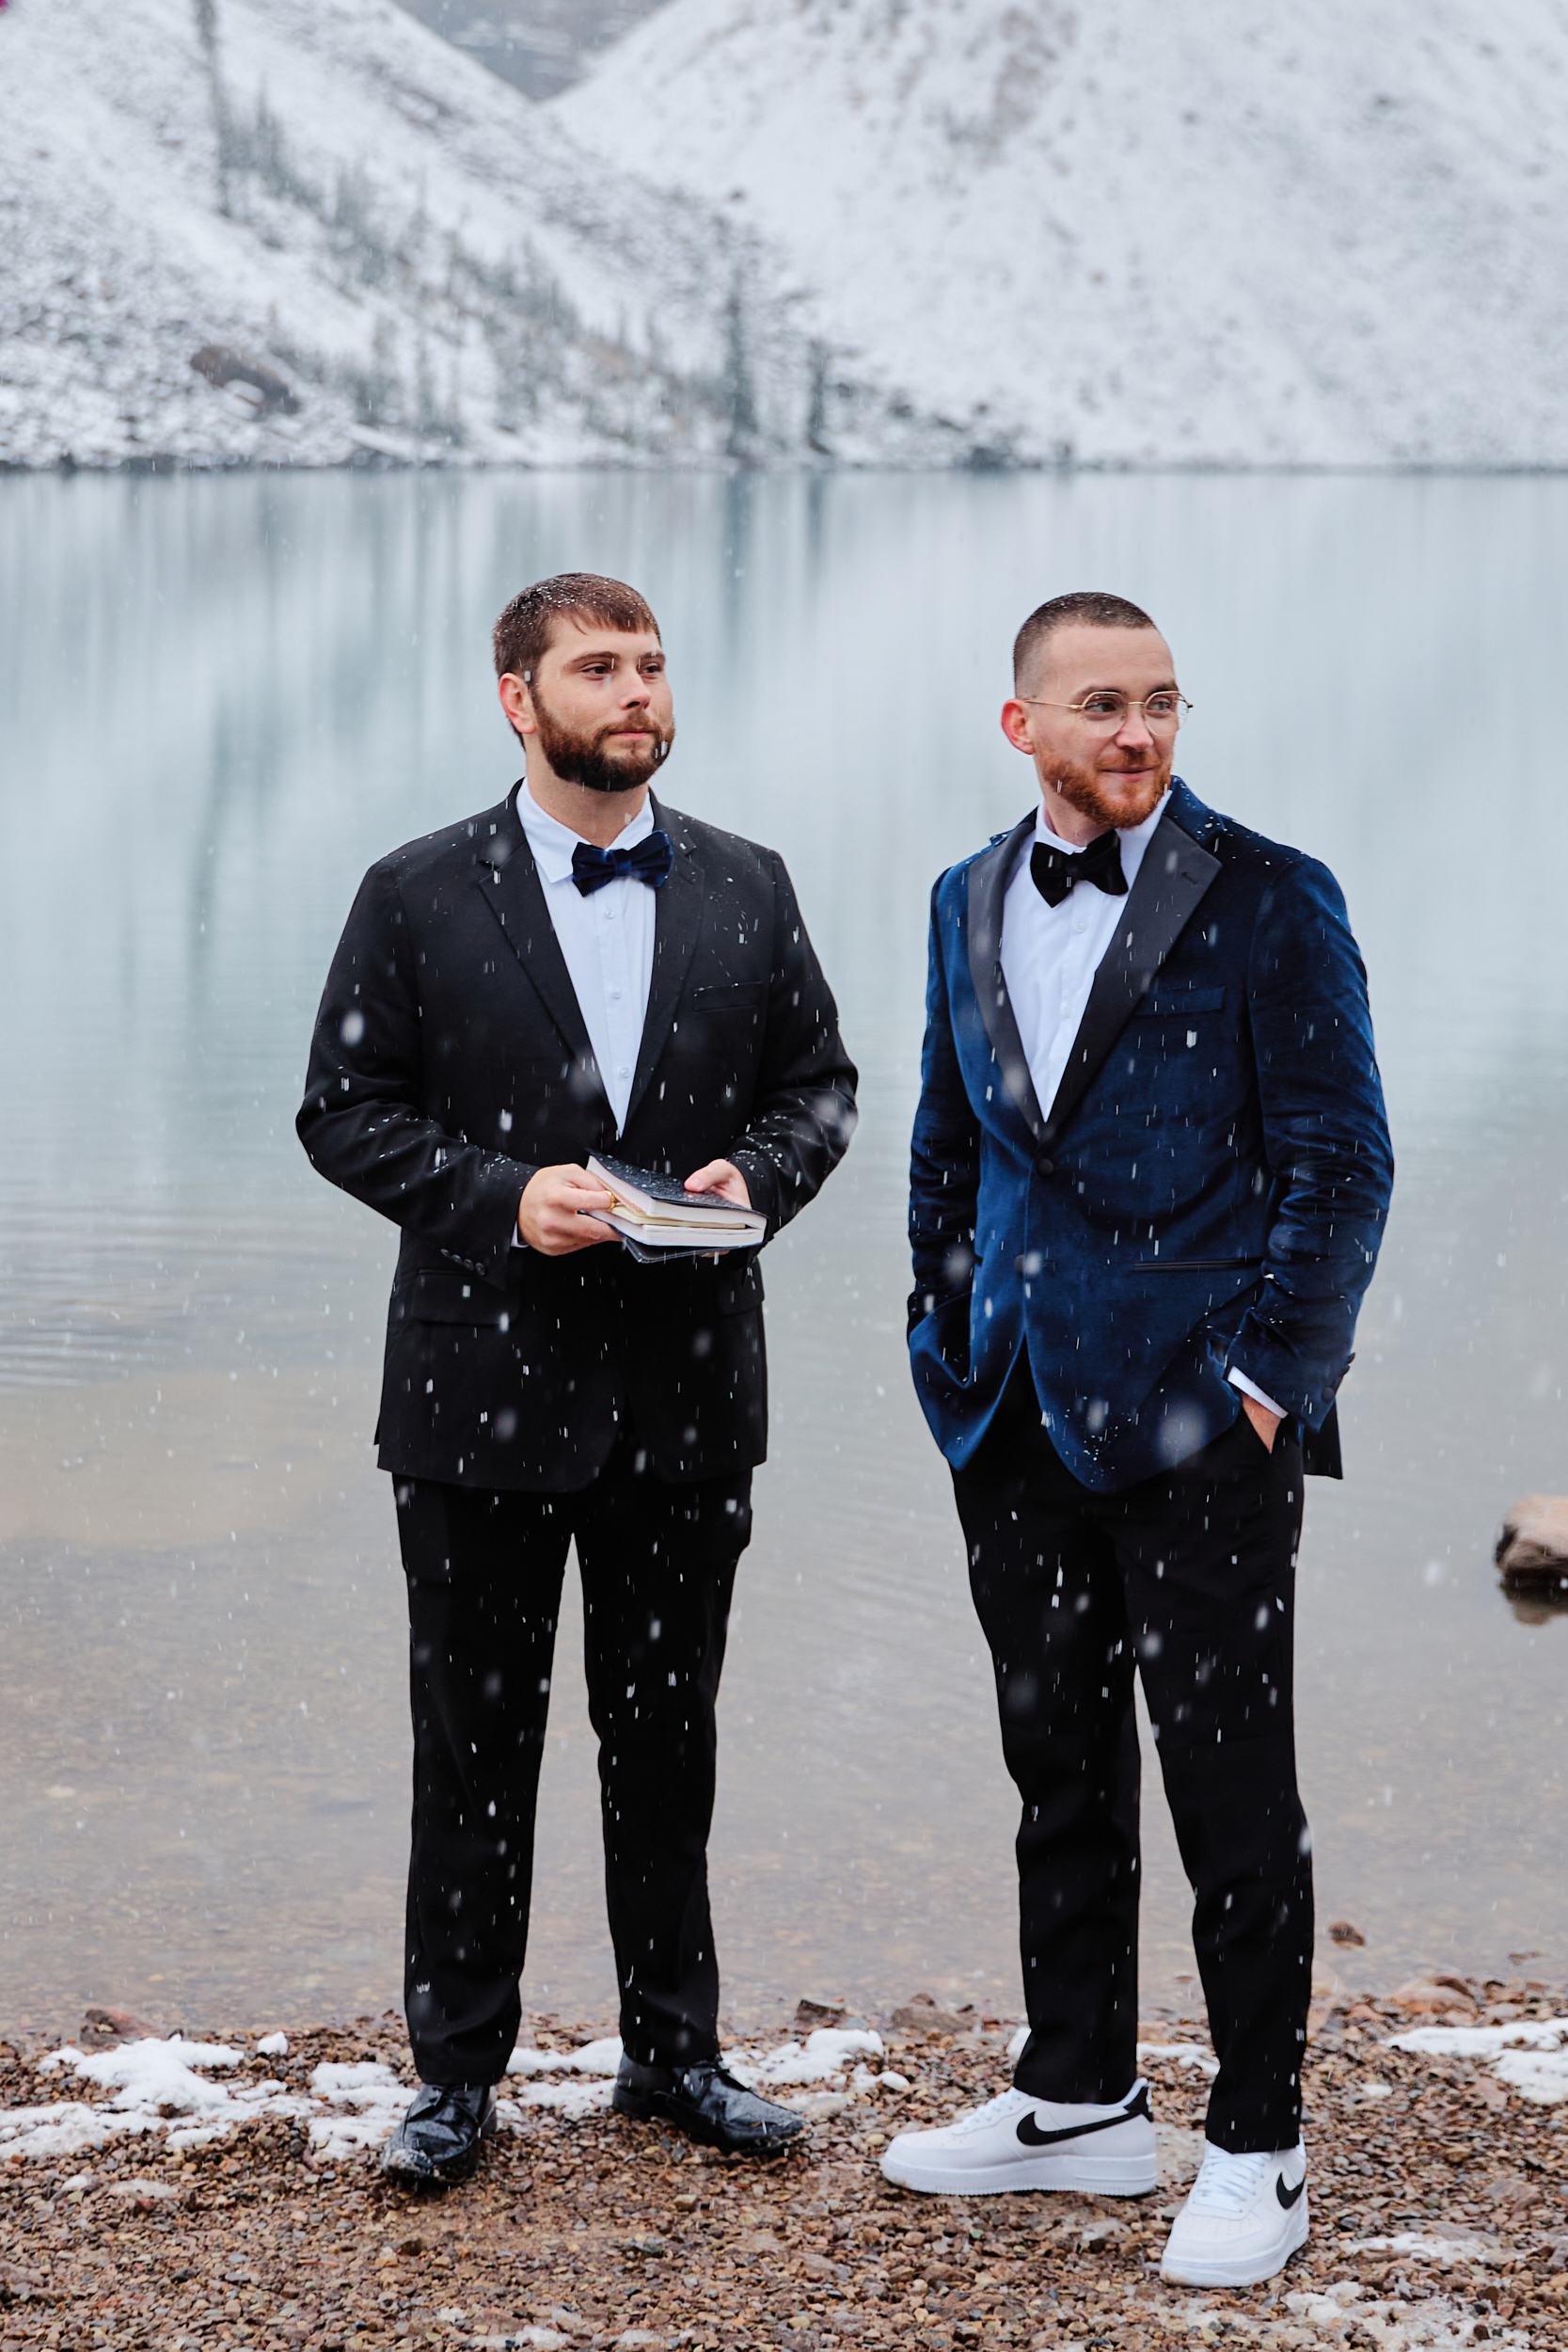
[585,1153,765,1255]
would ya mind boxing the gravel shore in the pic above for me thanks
[3,1980,1566,2351]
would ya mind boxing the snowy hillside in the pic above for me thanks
[0,0,929,468]
[552,0,1568,468]
[392,1,665,100]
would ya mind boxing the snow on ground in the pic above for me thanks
[551,0,1568,467]
[1347,2231,1510,2269]
[1134,2041,1221,2077]
[0,2026,898,2163]
[1388,2013,1568,2103]
[1386,2015,1568,2059]
[504,2035,626,2079]
[499,2025,890,2122]
[0,0,935,468]
[308,2062,414,2159]
[1174,2265,1529,2349]
[7,2037,274,2163]
[504,2034,625,2120]
[1268,2282,1526,2349]
[5,2036,412,2164]
[735,2026,884,2085]
[1008,2025,1220,2078]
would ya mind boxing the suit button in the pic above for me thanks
[1035,1154,1055,1177]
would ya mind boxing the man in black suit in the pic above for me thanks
[298,573,857,2183]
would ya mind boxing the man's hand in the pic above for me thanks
[1241,1393,1283,1454]
[684,1160,751,1208]
[518,1165,619,1256]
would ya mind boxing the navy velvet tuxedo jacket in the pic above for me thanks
[297,785,856,1492]
[908,780,1394,1492]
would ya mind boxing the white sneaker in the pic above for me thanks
[1160,2139,1308,2286]
[879,2079,1156,2197]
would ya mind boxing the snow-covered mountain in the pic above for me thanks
[551,0,1568,468]
[0,0,927,468]
[392,1,665,100]
[10,0,1568,469]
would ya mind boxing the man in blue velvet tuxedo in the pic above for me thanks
[881,592,1392,2289]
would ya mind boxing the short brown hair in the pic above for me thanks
[492,572,660,684]
[1013,590,1157,687]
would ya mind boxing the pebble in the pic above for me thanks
[2,1981,1565,2348]
[1387,1975,1480,2013]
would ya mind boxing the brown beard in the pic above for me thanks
[531,688,675,795]
[1048,749,1172,832]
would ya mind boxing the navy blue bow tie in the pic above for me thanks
[570,829,674,898]
[1030,828,1128,909]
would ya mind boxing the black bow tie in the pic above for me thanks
[571,829,674,897]
[1030,828,1128,909]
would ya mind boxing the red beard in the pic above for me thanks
[1048,749,1172,832]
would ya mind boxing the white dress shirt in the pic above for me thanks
[1000,791,1171,1121]
[1000,791,1284,1422]
[515,778,657,1136]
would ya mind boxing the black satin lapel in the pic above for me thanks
[475,818,602,1086]
[623,808,704,1130]
[1040,812,1222,1147]
[967,813,1047,1140]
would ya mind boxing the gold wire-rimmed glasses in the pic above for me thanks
[1019,691,1192,731]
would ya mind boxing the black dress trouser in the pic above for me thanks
[393,1448,752,2087]
[951,1359,1311,2153]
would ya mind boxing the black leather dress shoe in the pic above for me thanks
[380,2081,498,2185]
[612,2056,805,2156]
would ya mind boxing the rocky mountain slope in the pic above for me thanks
[551,0,1568,468]
[0,0,925,468]
[391,0,665,100]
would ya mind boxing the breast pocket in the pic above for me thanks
[1125,984,1228,1058]
[1131,987,1227,1020]
[689,981,767,1014]
[684,983,768,1100]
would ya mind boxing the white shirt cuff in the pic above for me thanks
[1228,1366,1287,1420]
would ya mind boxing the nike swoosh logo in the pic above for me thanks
[1016,2084,1150,2149]
[1276,2173,1306,2210]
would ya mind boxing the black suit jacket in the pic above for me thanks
[297,785,857,1491]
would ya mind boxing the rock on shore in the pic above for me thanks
[1497,1496,1568,1593]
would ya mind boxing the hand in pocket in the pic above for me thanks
[1239,1394,1283,1454]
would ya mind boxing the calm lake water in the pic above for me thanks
[2,469,1565,2045]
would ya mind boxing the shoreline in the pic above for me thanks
[9,455,1568,481]
[3,1976,1566,2350]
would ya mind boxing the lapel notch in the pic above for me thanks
[475,787,606,1101]
[622,794,705,1132]
[1040,808,1222,1147]
[967,812,1047,1140]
